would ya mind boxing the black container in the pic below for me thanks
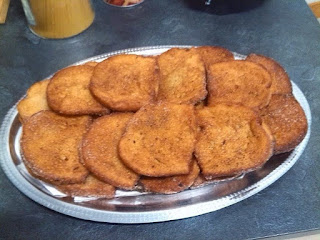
[185,0,265,15]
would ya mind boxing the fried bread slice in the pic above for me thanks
[191,174,216,189]
[119,102,197,177]
[84,61,98,67]
[140,160,200,194]
[195,100,206,110]
[195,104,273,179]
[246,54,292,94]
[57,175,115,198]
[90,54,159,111]
[82,113,139,190]
[191,173,241,189]
[24,163,115,199]
[196,46,234,68]
[17,79,50,123]
[157,48,207,104]
[21,110,90,184]
[47,65,109,116]
[207,60,272,109]
[260,94,307,154]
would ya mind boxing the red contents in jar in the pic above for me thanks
[106,0,143,6]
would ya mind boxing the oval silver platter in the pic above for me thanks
[0,46,312,223]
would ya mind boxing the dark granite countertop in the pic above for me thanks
[0,0,319,239]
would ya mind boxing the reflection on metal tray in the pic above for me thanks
[0,46,312,223]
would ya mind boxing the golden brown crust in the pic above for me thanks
[84,61,98,67]
[119,102,197,177]
[47,65,109,116]
[157,48,207,104]
[90,54,159,111]
[195,104,273,179]
[207,60,272,110]
[196,46,234,68]
[82,113,140,190]
[190,174,208,189]
[56,175,115,198]
[17,79,50,123]
[140,160,200,194]
[246,54,292,94]
[195,100,206,110]
[260,94,308,154]
[190,173,240,189]
[21,110,90,184]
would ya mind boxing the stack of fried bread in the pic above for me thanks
[18,46,308,198]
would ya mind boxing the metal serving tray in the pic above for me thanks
[0,46,312,223]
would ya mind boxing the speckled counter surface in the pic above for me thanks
[0,0,319,239]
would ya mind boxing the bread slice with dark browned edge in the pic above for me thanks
[157,48,207,104]
[190,173,241,189]
[21,110,90,184]
[90,54,159,112]
[17,79,50,123]
[82,113,140,190]
[119,102,197,177]
[56,174,115,198]
[260,94,307,154]
[196,46,234,68]
[140,160,200,194]
[47,65,109,116]
[246,54,292,95]
[195,104,274,179]
[207,60,272,110]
